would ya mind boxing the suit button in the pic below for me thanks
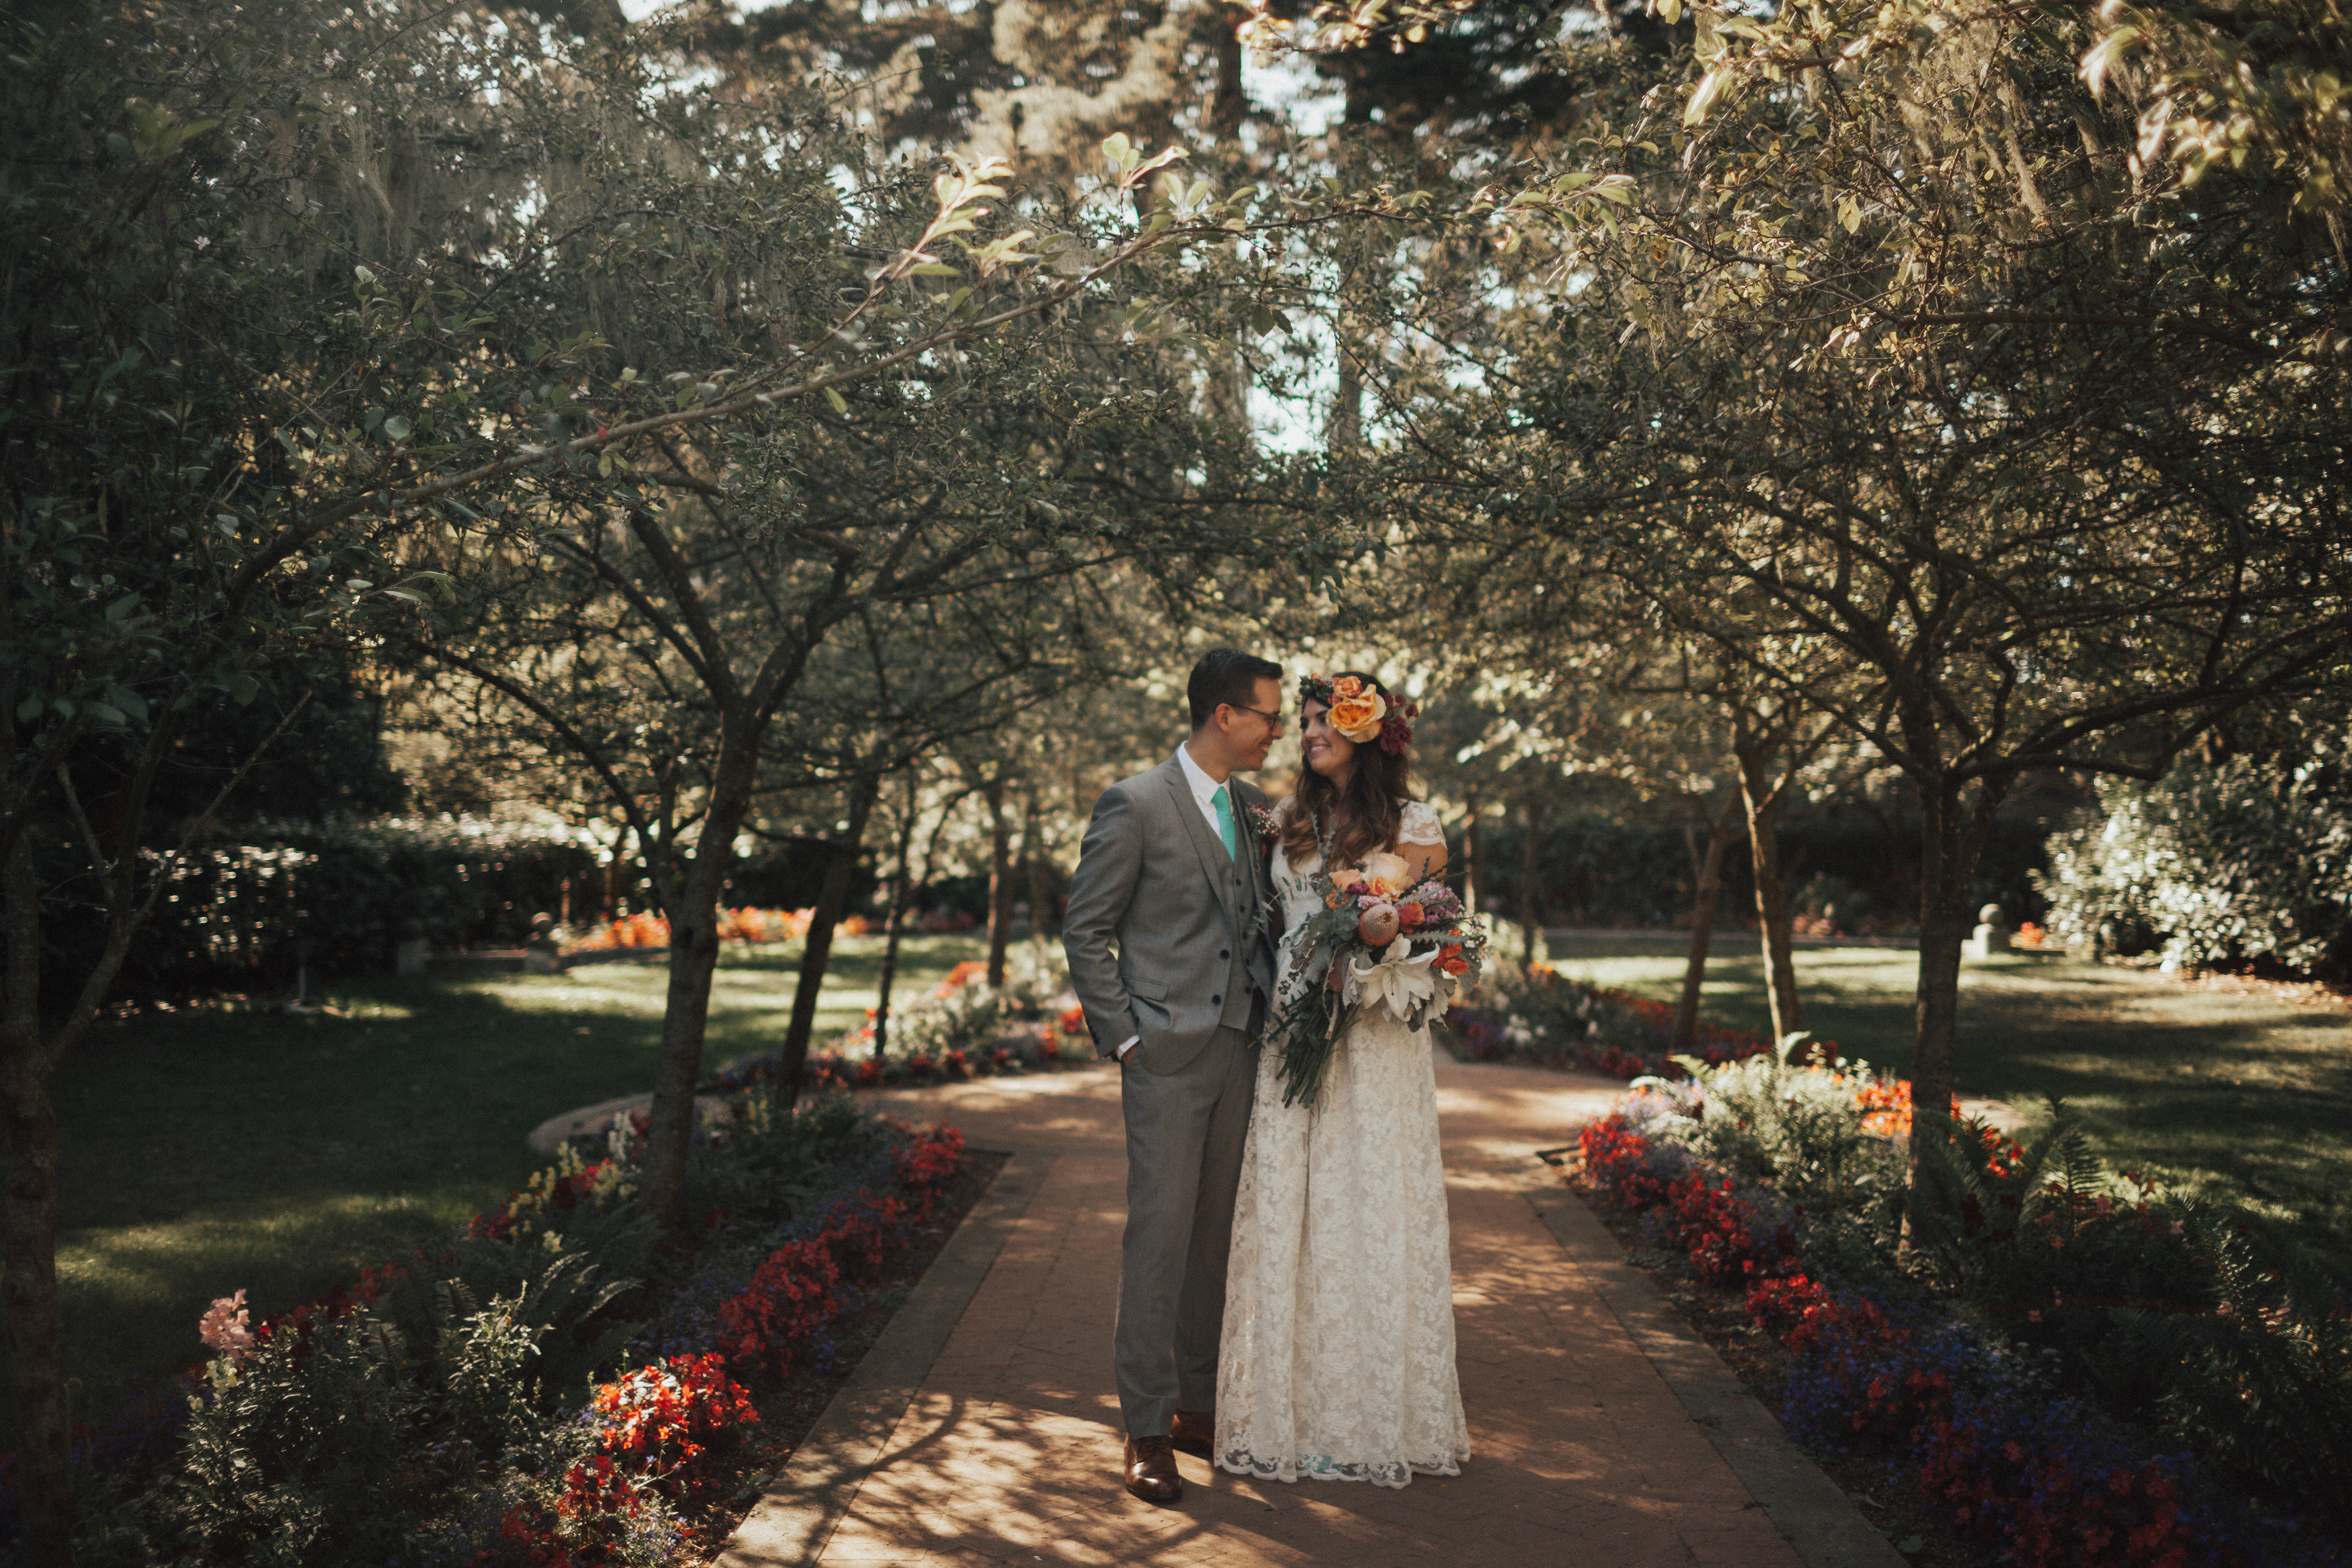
[1220,949,1230,959]
[1212,994,1222,1006]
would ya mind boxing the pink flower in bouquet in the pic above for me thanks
[1397,900,1426,931]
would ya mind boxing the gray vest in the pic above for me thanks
[1212,820,1265,1032]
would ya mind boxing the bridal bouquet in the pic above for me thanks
[1266,845,1488,1109]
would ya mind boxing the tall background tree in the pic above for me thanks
[1326,0,2350,1216]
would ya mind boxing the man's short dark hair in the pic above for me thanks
[1188,649,1284,730]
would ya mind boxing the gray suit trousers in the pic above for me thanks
[1116,1019,1257,1437]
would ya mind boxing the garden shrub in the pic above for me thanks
[1671,1050,1903,1219]
[573,1355,759,1514]
[167,1311,424,1565]
[129,815,609,989]
[716,947,1091,1096]
[2035,737,2352,977]
[2127,1211,2352,1518]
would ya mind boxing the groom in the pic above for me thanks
[1063,649,1284,1504]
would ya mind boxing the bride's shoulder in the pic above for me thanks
[1396,798,1444,843]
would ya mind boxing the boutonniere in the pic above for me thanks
[1248,804,1280,844]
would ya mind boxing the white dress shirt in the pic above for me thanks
[1174,741,1237,844]
[1118,745,1235,1060]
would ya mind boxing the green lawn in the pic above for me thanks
[1553,938,2352,1238]
[19,934,983,1439]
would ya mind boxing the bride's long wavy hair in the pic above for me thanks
[1282,671,1418,872]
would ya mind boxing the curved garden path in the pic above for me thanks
[717,1050,1903,1568]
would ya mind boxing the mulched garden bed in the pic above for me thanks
[683,1147,1009,1561]
[1564,1162,1995,1568]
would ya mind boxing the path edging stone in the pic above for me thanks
[1526,1185,1908,1568]
[716,1148,1055,1568]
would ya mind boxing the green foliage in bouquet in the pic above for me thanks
[1262,833,1485,1109]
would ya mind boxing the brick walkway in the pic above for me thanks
[728,1051,1890,1568]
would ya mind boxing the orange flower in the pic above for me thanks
[1357,851,1411,899]
[1331,675,1364,699]
[1328,688,1386,741]
[1397,901,1425,930]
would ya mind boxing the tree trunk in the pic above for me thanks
[983,778,1012,988]
[1517,801,1547,970]
[1737,740,1804,1044]
[1328,337,1362,451]
[642,727,760,1238]
[1210,12,1245,136]
[872,775,918,1059]
[644,864,725,1237]
[1023,788,1052,954]
[1903,771,2006,1237]
[2,790,69,1568]
[1669,795,1742,1056]
[781,774,882,1102]
[1460,789,1480,913]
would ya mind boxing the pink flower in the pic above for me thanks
[200,1289,255,1364]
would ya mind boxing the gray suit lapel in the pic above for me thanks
[1163,763,1241,934]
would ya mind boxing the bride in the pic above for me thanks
[1211,672,1471,1488]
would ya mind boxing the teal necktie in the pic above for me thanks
[1212,784,1238,859]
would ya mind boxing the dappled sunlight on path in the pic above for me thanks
[737,1049,1854,1567]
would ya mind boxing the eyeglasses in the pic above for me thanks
[1228,702,1286,732]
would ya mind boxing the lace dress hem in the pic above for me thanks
[1215,1448,1464,1490]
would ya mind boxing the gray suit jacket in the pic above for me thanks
[1063,754,1279,1075]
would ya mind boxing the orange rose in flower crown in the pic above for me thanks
[1325,675,1387,743]
[1299,671,1421,756]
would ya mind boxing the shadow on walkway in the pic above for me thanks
[721,1050,1891,1568]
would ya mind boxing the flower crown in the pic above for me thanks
[1298,673,1419,756]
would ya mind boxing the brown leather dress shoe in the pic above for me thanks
[1169,1408,1215,1459]
[1123,1434,1183,1503]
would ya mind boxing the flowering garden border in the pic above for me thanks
[0,1103,973,1565]
[1575,1102,2347,1568]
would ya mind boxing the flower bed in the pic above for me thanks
[1445,963,1785,1080]
[564,906,875,953]
[5,1094,968,1564]
[713,949,1102,1094]
[1573,1061,2352,1565]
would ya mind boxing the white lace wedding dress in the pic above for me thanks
[1214,799,1471,1488]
